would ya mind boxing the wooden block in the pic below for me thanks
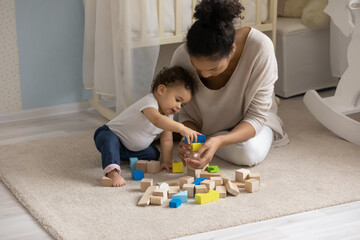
[101,176,112,187]
[235,168,250,183]
[182,183,195,198]
[147,160,160,174]
[157,178,180,186]
[226,181,240,196]
[232,181,245,188]
[206,165,220,173]
[199,171,222,179]
[195,190,219,204]
[138,186,157,207]
[154,188,168,200]
[195,184,208,194]
[210,176,223,186]
[190,142,202,151]
[150,195,164,205]
[249,172,260,182]
[129,157,138,170]
[200,180,215,191]
[136,160,148,173]
[168,186,180,198]
[172,161,183,173]
[140,178,153,192]
[222,177,231,185]
[187,165,207,178]
[245,179,260,193]
[179,176,194,188]
[216,186,227,198]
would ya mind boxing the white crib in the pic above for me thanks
[87,0,278,120]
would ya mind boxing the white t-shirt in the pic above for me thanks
[106,93,174,151]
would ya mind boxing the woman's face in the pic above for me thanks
[190,55,231,78]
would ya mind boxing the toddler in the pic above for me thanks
[94,66,200,187]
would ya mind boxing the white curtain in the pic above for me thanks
[82,0,160,113]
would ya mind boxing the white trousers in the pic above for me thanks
[210,126,273,166]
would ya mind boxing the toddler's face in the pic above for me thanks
[157,83,192,115]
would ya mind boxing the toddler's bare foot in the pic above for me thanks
[106,169,126,187]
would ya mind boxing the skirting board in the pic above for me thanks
[0,102,92,124]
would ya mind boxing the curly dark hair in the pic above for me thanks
[186,0,244,60]
[151,66,197,96]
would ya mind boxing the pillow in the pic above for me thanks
[278,0,310,18]
[301,0,330,30]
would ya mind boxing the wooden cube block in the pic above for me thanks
[222,177,231,185]
[168,186,180,198]
[138,186,157,207]
[226,181,240,196]
[153,188,168,200]
[249,172,260,182]
[101,176,112,187]
[182,183,195,198]
[195,184,208,194]
[200,180,215,191]
[187,165,208,178]
[245,179,260,193]
[140,178,153,192]
[172,161,183,173]
[147,160,160,174]
[210,176,223,186]
[136,160,148,173]
[232,181,245,188]
[179,176,194,188]
[195,190,219,204]
[150,195,164,205]
[216,186,227,198]
[235,168,250,183]
[200,171,222,179]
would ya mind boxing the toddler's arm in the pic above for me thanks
[160,130,173,172]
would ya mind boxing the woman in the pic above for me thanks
[171,0,289,169]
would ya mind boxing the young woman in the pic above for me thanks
[171,0,289,169]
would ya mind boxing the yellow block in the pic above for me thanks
[172,161,183,173]
[190,143,202,152]
[195,190,219,204]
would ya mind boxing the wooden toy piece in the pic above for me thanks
[172,161,183,173]
[168,186,180,198]
[235,168,250,183]
[200,180,215,191]
[206,165,220,173]
[150,195,164,205]
[169,198,182,208]
[147,160,160,174]
[195,184,208,194]
[182,183,195,198]
[184,134,206,143]
[190,142,202,151]
[153,188,168,200]
[226,181,240,196]
[140,178,153,192]
[129,157,138,170]
[172,190,188,203]
[159,182,170,191]
[249,172,260,183]
[193,178,207,185]
[245,179,260,193]
[179,176,194,188]
[195,190,219,204]
[101,176,113,187]
[157,178,180,186]
[232,181,245,188]
[136,160,148,173]
[210,177,223,186]
[216,186,227,198]
[132,170,144,181]
[138,186,158,206]
[187,164,208,178]
[200,171,222,179]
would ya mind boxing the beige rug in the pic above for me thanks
[1,95,360,240]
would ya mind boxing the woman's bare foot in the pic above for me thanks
[106,169,126,187]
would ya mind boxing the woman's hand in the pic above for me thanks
[177,138,192,166]
[185,137,223,169]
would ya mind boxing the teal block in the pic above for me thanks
[193,178,207,185]
[131,170,144,181]
[129,157,138,170]
[172,190,188,203]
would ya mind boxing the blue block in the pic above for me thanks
[169,198,182,208]
[129,157,138,170]
[193,178,207,185]
[172,190,188,203]
[184,134,206,144]
[131,170,144,181]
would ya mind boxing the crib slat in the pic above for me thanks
[240,0,247,27]
[256,0,262,25]
[157,0,164,37]
[175,0,182,36]
[269,0,277,49]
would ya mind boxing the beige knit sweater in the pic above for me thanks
[170,28,289,147]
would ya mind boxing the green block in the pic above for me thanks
[206,165,220,173]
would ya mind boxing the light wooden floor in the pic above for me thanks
[1,110,360,240]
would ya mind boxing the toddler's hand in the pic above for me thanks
[161,162,172,173]
[180,126,201,144]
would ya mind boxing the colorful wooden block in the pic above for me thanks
[172,161,183,173]
[235,168,250,183]
[136,160,148,173]
[193,178,207,185]
[190,142,202,151]
[195,190,219,204]
[129,157,138,170]
[147,160,160,174]
[184,134,206,143]
[101,176,112,187]
[140,178,153,192]
[131,170,144,181]
[182,183,195,198]
[169,198,182,208]
[206,165,220,173]
[216,186,227,198]
[245,179,260,193]
[172,190,188,203]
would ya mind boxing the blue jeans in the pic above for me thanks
[94,125,160,170]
